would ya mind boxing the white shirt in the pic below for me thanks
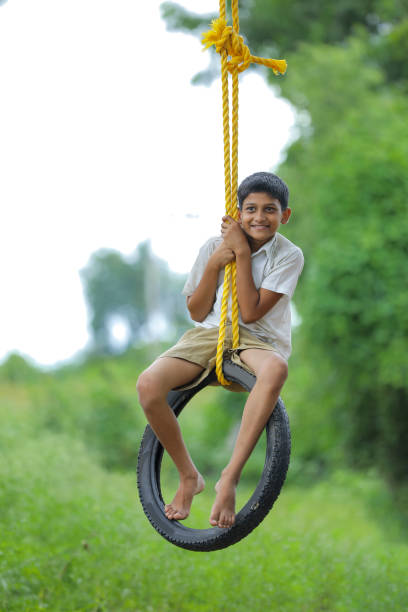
[182,232,304,361]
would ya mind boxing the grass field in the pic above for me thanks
[1,401,408,611]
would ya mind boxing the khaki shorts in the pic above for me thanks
[158,324,277,391]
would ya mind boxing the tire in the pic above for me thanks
[137,359,291,552]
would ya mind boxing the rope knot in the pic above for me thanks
[202,17,287,75]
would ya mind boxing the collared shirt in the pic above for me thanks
[182,232,304,361]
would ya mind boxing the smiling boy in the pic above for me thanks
[137,172,304,529]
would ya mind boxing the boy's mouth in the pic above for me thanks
[251,225,269,230]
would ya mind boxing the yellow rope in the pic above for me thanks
[202,1,286,385]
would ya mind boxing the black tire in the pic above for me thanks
[137,359,291,552]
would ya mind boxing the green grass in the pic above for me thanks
[1,425,408,611]
[1,354,407,611]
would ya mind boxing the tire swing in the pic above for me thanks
[137,0,289,552]
[137,361,291,552]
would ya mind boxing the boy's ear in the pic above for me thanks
[281,207,292,224]
[238,209,242,223]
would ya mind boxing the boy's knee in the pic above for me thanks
[259,357,288,391]
[136,370,164,410]
[136,371,148,403]
[276,359,288,383]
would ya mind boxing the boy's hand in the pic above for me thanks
[221,215,250,255]
[209,242,236,269]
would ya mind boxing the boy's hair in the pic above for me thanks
[238,172,289,211]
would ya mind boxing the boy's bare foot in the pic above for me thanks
[209,472,237,528]
[165,473,205,520]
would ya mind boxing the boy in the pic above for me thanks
[137,172,303,529]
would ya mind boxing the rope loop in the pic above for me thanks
[202,17,287,75]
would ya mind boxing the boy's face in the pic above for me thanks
[238,191,291,249]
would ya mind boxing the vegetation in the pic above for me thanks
[1,352,408,611]
[278,41,408,485]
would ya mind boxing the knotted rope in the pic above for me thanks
[202,0,286,385]
[202,17,287,76]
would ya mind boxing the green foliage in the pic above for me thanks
[0,352,42,383]
[275,37,385,135]
[1,346,407,608]
[278,41,408,484]
[0,343,342,485]
[162,0,399,53]
[27,350,149,472]
[1,408,408,610]
[80,241,189,353]
[0,347,263,479]
[372,18,408,88]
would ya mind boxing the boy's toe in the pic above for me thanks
[209,510,231,528]
[218,510,235,529]
[165,504,175,519]
[165,503,189,521]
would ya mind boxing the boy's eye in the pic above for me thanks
[245,206,277,213]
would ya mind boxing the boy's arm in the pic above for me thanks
[187,243,235,322]
[234,250,283,323]
[221,216,283,324]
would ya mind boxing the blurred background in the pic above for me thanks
[1,1,407,610]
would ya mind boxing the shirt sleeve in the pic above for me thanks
[261,247,304,298]
[182,237,222,296]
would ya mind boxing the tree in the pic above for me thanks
[80,242,189,353]
[277,40,408,484]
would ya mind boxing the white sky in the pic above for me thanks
[0,0,295,367]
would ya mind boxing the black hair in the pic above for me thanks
[237,172,289,211]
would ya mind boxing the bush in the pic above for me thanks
[278,40,408,485]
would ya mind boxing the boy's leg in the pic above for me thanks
[209,349,288,528]
[137,357,205,520]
